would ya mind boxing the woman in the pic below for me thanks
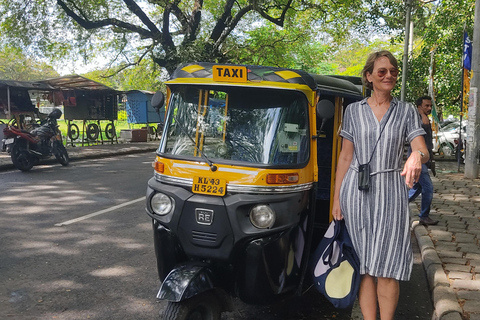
[331,50,429,320]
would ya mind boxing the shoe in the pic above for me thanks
[419,216,439,226]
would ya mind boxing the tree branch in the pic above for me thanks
[57,0,154,39]
[253,0,294,27]
[122,0,162,38]
[213,4,253,52]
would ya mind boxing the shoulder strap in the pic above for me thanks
[355,104,394,166]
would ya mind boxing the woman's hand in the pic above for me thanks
[331,199,344,221]
[401,151,422,188]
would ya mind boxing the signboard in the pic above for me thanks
[212,66,247,83]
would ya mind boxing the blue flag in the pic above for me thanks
[464,32,472,71]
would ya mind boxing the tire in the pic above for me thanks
[162,291,222,320]
[439,142,455,157]
[11,144,34,171]
[105,123,116,140]
[86,123,100,141]
[53,142,69,166]
[68,123,80,140]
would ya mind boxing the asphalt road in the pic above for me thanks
[0,153,160,320]
[0,153,433,319]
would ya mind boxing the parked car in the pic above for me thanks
[432,121,466,157]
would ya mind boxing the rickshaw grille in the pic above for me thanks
[192,230,217,243]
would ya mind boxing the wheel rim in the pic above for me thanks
[187,306,207,320]
[68,123,80,140]
[105,123,116,140]
[86,123,100,140]
[441,144,454,157]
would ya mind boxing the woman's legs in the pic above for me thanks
[359,274,377,320]
[377,277,399,320]
[359,275,399,320]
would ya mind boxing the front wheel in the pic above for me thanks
[53,142,69,166]
[439,142,455,157]
[11,144,34,171]
[162,291,222,320]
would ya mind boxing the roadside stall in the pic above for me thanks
[0,80,59,143]
[124,90,165,141]
[0,80,58,126]
[39,75,119,146]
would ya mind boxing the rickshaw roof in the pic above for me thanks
[168,62,363,98]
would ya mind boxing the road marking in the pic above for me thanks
[54,197,145,226]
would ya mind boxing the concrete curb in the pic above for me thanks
[412,221,463,320]
[0,143,158,172]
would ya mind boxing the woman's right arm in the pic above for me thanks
[331,138,354,220]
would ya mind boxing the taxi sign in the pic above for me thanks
[192,176,226,196]
[213,66,247,83]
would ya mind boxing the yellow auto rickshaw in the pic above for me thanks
[145,62,364,319]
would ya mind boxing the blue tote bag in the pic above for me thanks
[311,219,360,309]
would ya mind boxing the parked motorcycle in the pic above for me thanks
[2,109,69,171]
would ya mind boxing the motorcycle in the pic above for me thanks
[2,108,69,171]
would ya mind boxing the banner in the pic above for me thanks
[462,32,472,118]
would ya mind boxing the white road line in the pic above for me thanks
[54,197,145,227]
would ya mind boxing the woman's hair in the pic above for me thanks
[362,50,399,90]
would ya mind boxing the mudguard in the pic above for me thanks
[157,263,217,302]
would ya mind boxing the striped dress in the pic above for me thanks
[339,97,425,281]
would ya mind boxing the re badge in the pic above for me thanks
[213,66,247,83]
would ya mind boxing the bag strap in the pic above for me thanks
[354,103,394,166]
[321,220,344,267]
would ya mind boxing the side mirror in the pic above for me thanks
[316,99,335,133]
[151,91,165,111]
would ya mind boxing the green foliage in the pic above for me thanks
[405,0,475,119]
[0,0,401,76]
[0,45,59,80]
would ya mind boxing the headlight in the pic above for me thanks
[249,205,275,229]
[150,193,173,216]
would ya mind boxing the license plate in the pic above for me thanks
[192,177,226,196]
[4,138,14,145]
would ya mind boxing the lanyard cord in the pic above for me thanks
[354,105,394,166]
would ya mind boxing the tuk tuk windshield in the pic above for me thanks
[160,86,309,166]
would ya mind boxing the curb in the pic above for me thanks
[0,144,158,172]
[412,221,463,320]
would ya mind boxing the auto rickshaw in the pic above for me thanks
[145,62,364,319]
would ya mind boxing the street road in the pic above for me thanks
[0,153,433,319]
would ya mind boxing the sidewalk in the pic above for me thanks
[411,160,480,320]
[1,143,479,319]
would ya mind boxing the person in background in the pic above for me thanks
[331,50,429,320]
[408,96,439,226]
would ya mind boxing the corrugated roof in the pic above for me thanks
[0,79,55,90]
[39,75,115,91]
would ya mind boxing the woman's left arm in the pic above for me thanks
[401,136,430,188]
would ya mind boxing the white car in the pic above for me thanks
[432,121,466,157]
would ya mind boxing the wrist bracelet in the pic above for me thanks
[416,150,425,158]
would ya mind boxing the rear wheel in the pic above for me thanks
[11,144,34,171]
[162,291,222,320]
[53,142,69,166]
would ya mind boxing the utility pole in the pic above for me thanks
[465,0,480,178]
[401,0,412,101]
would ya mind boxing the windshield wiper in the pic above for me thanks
[172,115,218,172]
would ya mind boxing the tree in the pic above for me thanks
[406,0,475,119]
[0,46,59,81]
[0,0,404,76]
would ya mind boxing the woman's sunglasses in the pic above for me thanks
[377,68,399,77]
